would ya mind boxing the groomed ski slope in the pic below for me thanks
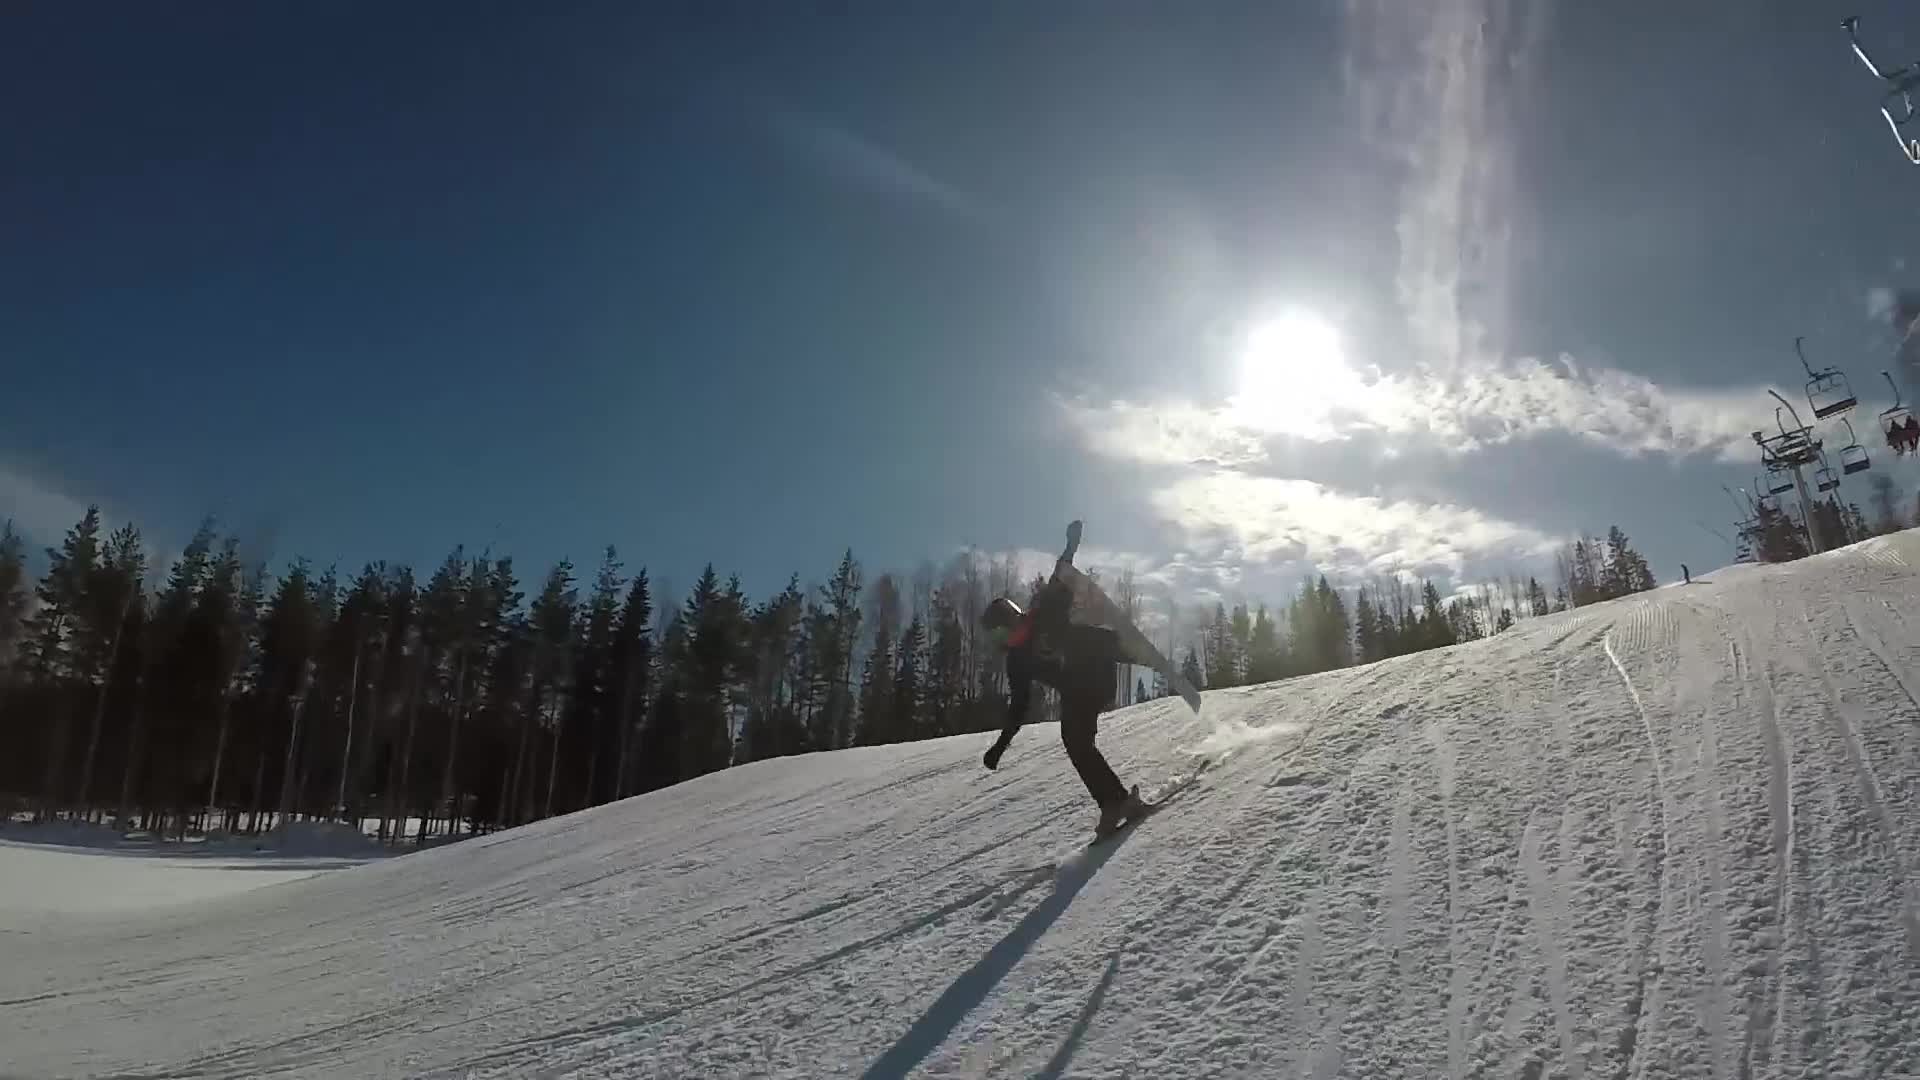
[8,537,1920,1079]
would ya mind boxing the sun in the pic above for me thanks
[1228,310,1366,438]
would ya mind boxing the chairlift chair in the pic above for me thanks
[1752,477,1781,514]
[1797,336,1858,419]
[1837,418,1872,474]
[1880,371,1913,450]
[1845,17,1920,165]
[1764,465,1796,497]
[1814,458,1841,493]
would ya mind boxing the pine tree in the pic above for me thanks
[514,560,575,822]
[893,616,926,741]
[608,569,653,797]
[564,547,623,809]
[1245,605,1285,683]
[738,576,799,764]
[1180,647,1205,692]
[1203,604,1236,688]
[456,556,519,824]
[1495,607,1516,633]
[674,566,743,782]
[856,575,902,744]
[813,552,863,750]
[926,589,966,735]
[114,520,216,829]
[1446,598,1482,643]
[0,522,28,681]
[1846,502,1871,546]
[74,522,147,812]
[369,565,418,842]
[325,561,388,826]
[1228,604,1253,684]
[20,506,102,687]
[23,506,103,819]
[203,540,266,836]
[1315,577,1352,670]
[254,560,321,832]
[1525,577,1550,618]
[1421,581,1455,649]
[1353,587,1380,664]
[856,644,892,745]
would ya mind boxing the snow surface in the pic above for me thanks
[7,535,1920,1078]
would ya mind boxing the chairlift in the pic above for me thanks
[1797,336,1857,419]
[1764,465,1796,497]
[1880,371,1914,450]
[1814,454,1841,493]
[1844,17,1920,165]
[1751,477,1781,514]
[1836,418,1871,474]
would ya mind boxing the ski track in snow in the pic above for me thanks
[9,541,1920,1077]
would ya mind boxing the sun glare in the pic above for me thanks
[1228,310,1370,439]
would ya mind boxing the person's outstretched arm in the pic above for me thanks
[984,665,1029,769]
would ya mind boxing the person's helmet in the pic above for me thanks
[982,596,1024,629]
[982,596,1023,649]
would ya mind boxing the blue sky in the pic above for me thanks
[6,1,1920,626]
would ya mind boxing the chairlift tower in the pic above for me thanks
[1756,391,1827,555]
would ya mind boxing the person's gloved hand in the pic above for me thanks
[983,739,1008,770]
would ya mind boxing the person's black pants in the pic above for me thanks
[1060,626,1126,807]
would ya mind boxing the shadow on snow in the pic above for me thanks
[858,824,1140,1080]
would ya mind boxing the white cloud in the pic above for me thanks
[1146,471,1563,585]
[0,463,91,548]
[1058,354,1778,466]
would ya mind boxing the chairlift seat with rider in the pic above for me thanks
[1880,371,1914,452]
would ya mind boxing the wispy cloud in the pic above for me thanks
[993,474,1559,626]
[766,102,986,221]
[1058,354,1780,468]
[1146,471,1563,584]
[0,462,90,549]
[1343,0,1549,375]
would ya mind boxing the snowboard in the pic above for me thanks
[1055,561,1203,714]
[1088,760,1211,844]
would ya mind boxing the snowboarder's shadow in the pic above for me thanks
[857,825,1141,1079]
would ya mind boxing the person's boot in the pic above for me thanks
[1095,785,1145,836]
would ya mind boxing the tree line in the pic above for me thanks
[0,507,1662,843]
[1175,525,1660,691]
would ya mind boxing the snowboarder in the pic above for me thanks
[980,520,1147,836]
[1682,564,1691,584]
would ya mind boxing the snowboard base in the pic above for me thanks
[1055,562,1203,713]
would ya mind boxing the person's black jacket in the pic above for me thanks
[995,569,1121,748]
